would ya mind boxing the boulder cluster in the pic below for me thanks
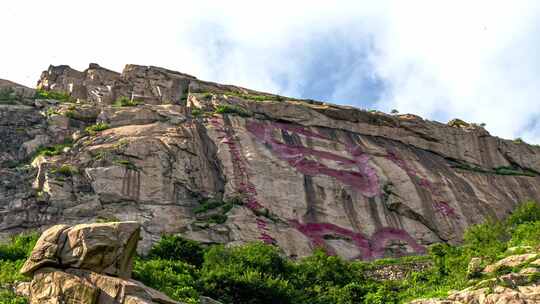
[412,249,540,304]
[15,222,182,304]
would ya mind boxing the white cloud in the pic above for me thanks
[1,0,539,143]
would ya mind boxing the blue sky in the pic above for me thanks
[1,1,539,143]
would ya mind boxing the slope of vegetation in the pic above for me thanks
[1,201,538,304]
[0,233,38,303]
[132,201,540,304]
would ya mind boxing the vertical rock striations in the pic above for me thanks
[0,64,539,261]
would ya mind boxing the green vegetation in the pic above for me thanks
[113,159,139,171]
[113,96,141,107]
[193,197,242,226]
[198,91,286,102]
[32,141,73,161]
[85,122,110,135]
[35,89,72,102]
[50,164,79,177]
[215,104,250,117]
[513,137,525,144]
[132,201,540,304]
[0,233,38,303]
[224,91,285,102]
[452,162,538,177]
[191,108,203,117]
[493,166,537,177]
[1,202,538,303]
[0,88,17,104]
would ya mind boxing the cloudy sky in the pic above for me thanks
[2,1,539,143]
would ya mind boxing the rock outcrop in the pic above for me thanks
[17,222,183,304]
[0,64,539,260]
[410,247,540,304]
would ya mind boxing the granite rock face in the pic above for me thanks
[18,222,182,304]
[0,64,539,260]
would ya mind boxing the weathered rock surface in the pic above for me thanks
[21,222,140,278]
[1,64,539,260]
[18,222,183,304]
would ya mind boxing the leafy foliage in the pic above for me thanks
[0,233,38,304]
[215,104,250,117]
[35,89,72,102]
[147,235,205,267]
[113,96,141,107]
[85,122,110,135]
[133,201,540,304]
[133,259,199,304]
[1,201,538,304]
[50,164,79,176]
[32,141,73,160]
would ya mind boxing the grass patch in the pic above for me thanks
[113,159,139,171]
[224,91,285,102]
[191,108,204,117]
[0,88,16,101]
[0,233,38,304]
[451,162,538,177]
[113,96,142,107]
[32,141,73,161]
[50,164,79,176]
[85,122,110,135]
[194,197,243,226]
[493,166,537,177]
[35,89,72,102]
[215,104,250,117]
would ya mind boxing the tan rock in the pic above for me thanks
[29,267,98,304]
[21,224,70,276]
[484,254,538,273]
[467,257,483,278]
[21,222,140,278]
[58,222,140,278]
[13,281,31,298]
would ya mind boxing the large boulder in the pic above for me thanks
[28,268,179,304]
[21,222,140,278]
[19,221,183,304]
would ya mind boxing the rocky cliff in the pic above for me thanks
[1,63,539,260]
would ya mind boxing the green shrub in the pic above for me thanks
[463,219,508,259]
[51,164,79,176]
[113,97,141,107]
[194,199,226,214]
[0,88,15,101]
[85,122,110,135]
[0,289,27,304]
[214,104,250,117]
[191,108,203,117]
[32,141,72,160]
[509,221,540,247]
[133,259,199,304]
[147,235,205,267]
[506,201,540,228]
[0,233,38,261]
[112,159,138,171]
[35,89,72,102]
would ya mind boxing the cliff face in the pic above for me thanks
[1,64,539,259]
